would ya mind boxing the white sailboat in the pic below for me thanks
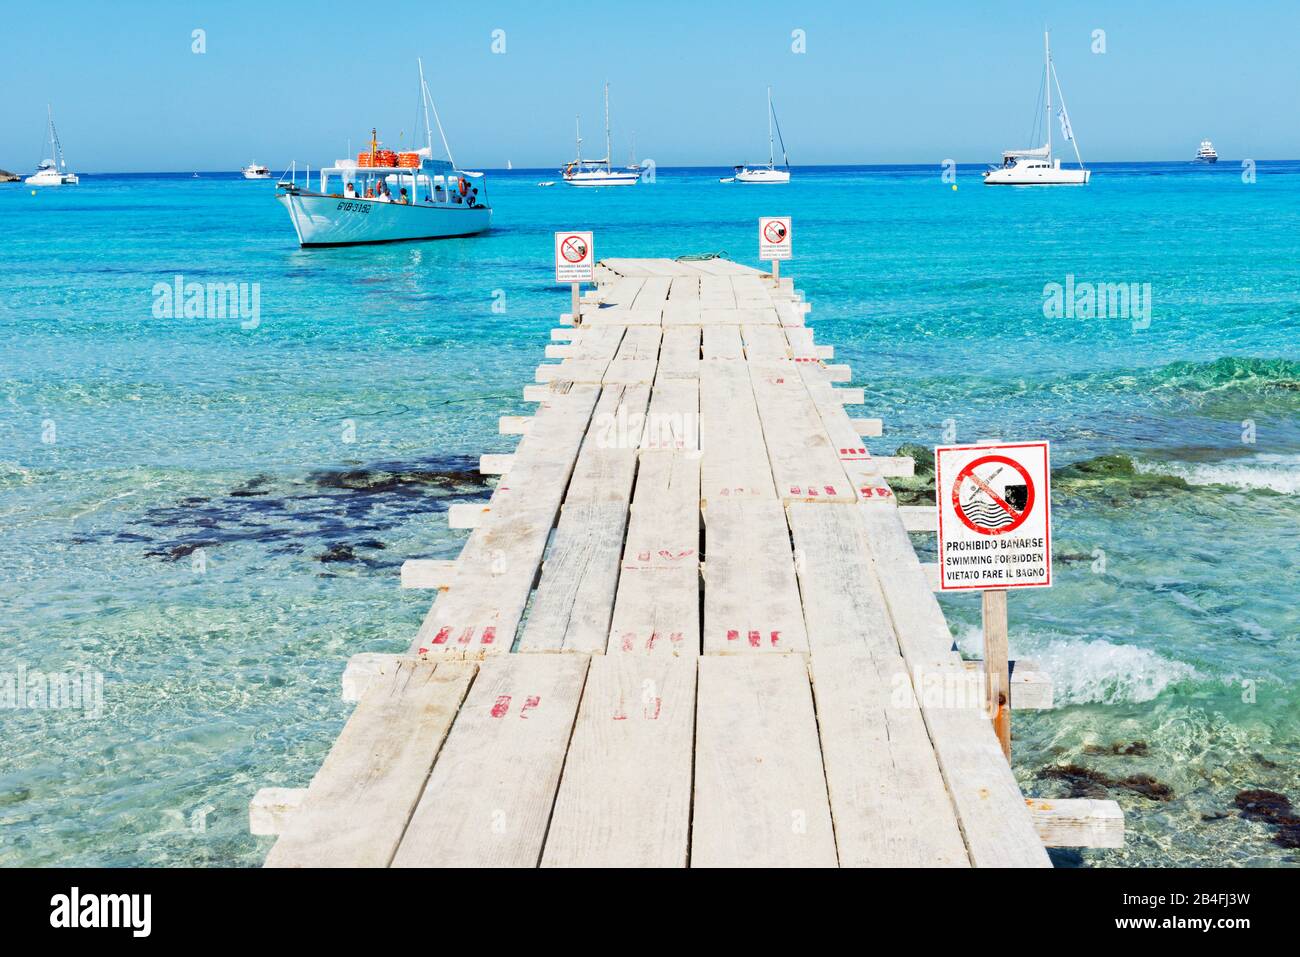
[26,105,78,186]
[562,83,640,187]
[984,33,1089,186]
[276,60,491,247]
[725,87,790,184]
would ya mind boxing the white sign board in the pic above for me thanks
[554,231,594,283]
[935,441,1052,590]
[758,216,791,261]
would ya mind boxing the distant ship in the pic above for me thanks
[26,105,78,186]
[242,163,271,180]
[984,33,1089,186]
[1195,139,1218,163]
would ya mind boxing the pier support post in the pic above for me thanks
[982,588,1011,760]
[571,282,580,326]
[771,259,780,282]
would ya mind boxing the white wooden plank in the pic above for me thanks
[631,276,672,309]
[413,386,601,657]
[607,450,701,655]
[542,655,696,867]
[518,385,649,653]
[265,659,475,867]
[692,655,837,867]
[810,650,971,867]
[699,359,776,502]
[702,307,778,325]
[1026,798,1124,848]
[701,325,743,360]
[250,787,306,836]
[401,559,457,590]
[702,497,808,654]
[392,655,590,867]
[748,361,855,503]
[900,505,937,532]
[741,323,792,360]
[657,325,700,379]
[641,376,699,451]
[855,506,1052,867]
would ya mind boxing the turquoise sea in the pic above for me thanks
[1,162,1297,867]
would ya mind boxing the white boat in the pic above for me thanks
[276,60,491,247]
[1195,139,1218,163]
[727,87,790,184]
[25,106,78,186]
[242,163,271,179]
[562,83,640,187]
[983,33,1089,186]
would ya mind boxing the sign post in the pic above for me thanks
[758,216,791,282]
[934,441,1052,760]
[554,231,595,325]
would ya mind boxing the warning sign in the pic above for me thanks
[758,216,791,261]
[554,231,594,283]
[934,442,1052,590]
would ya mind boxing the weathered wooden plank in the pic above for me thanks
[698,275,736,307]
[702,497,808,654]
[607,450,701,656]
[741,323,791,360]
[701,324,743,360]
[631,276,672,309]
[702,307,778,325]
[265,659,475,868]
[668,276,700,302]
[810,650,971,867]
[250,787,306,836]
[699,359,776,502]
[1026,798,1124,848]
[657,325,701,379]
[855,506,1052,867]
[413,386,601,657]
[748,361,855,503]
[392,655,590,867]
[518,385,649,653]
[692,655,837,867]
[641,376,699,451]
[401,559,457,590]
[542,655,696,867]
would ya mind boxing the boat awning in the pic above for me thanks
[324,159,457,175]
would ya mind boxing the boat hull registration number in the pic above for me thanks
[335,201,372,214]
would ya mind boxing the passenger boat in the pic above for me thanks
[242,163,271,180]
[276,60,491,247]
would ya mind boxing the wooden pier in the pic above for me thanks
[252,255,1120,867]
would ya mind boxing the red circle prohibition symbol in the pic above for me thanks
[951,454,1035,536]
[763,221,787,244]
[560,235,589,263]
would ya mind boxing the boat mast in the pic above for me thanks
[1050,56,1086,170]
[575,115,583,164]
[417,58,434,156]
[766,86,775,168]
[418,60,456,167]
[604,81,612,173]
[1044,32,1052,159]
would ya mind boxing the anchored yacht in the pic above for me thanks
[562,83,640,187]
[1195,140,1218,163]
[276,60,491,247]
[723,87,790,184]
[26,106,78,186]
[242,163,271,179]
[984,33,1089,186]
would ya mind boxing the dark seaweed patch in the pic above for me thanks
[1233,789,1300,848]
[1038,763,1173,801]
[1083,740,1150,757]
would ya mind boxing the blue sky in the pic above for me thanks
[1,0,1294,172]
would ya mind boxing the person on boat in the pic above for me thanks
[376,180,392,202]
[363,184,375,198]
[469,187,481,207]
[397,187,410,205]
[344,181,357,198]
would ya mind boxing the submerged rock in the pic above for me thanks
[1083,740,1150,757]
[1038,763,1173,802]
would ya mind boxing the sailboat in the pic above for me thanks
[561,83,639,187]
[984,32,1089,185]
[624,132,642,173]
[725,87,790,184]
[26,105,78,186]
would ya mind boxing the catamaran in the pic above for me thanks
[723,87,790,184]
[562,83,639,187]
[276,60,491,247]
[26,105,78,186]
[242,163,271,180]
[984,33,1089,186]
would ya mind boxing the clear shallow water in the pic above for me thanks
[1,163,1297,866]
